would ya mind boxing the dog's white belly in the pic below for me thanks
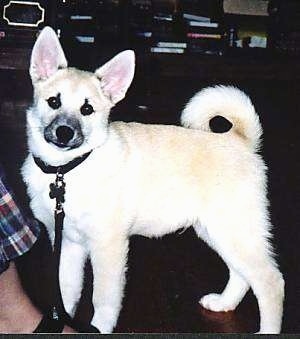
[130,197,196,237]
[130,184,203,238]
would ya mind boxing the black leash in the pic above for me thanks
[49,167,67,321]
[33,151,100,332]
[34,152,93,321]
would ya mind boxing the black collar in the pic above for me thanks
[33,151,92,174]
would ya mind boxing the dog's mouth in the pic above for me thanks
[44,117,84,150]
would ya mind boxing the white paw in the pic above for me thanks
[199,293,236,312]
[256,328,281,334]
[91,306,118,334]
[62,291,78,317]
[64,301,77,317]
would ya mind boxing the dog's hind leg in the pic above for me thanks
[199,266,249,312]
[196,225,249,312]
[59,239,87,317]
[195,216,284,333]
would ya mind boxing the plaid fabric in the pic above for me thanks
[0,164,40,274]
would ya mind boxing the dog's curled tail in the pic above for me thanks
[181,85,262,151]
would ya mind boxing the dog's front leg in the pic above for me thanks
[59,238,88,317]
[89,233,129,334]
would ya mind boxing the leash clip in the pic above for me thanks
[49,167,66,213]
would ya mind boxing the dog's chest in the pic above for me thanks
[26,168,89,238]
[26,160,119,240]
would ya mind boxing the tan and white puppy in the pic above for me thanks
[22,27,284,333]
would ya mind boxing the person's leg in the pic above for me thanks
[0,261,42,333]
[0,262,75,333]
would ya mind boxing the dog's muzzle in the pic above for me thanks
[44,116,84,149]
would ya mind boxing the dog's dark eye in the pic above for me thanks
[80,100,94,116]
[47,93,61,110]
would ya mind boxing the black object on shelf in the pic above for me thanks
[268,0,300,56]
[128,0,153,52]
[56,0,128,70]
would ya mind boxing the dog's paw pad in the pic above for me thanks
[199,293,234,312]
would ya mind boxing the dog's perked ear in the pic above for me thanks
[95,50,135,104]
[30,26,67,83]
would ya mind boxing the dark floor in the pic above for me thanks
[1,63,300,333]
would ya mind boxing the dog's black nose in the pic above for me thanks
[44,116,83,149]
[56,125,74,144]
